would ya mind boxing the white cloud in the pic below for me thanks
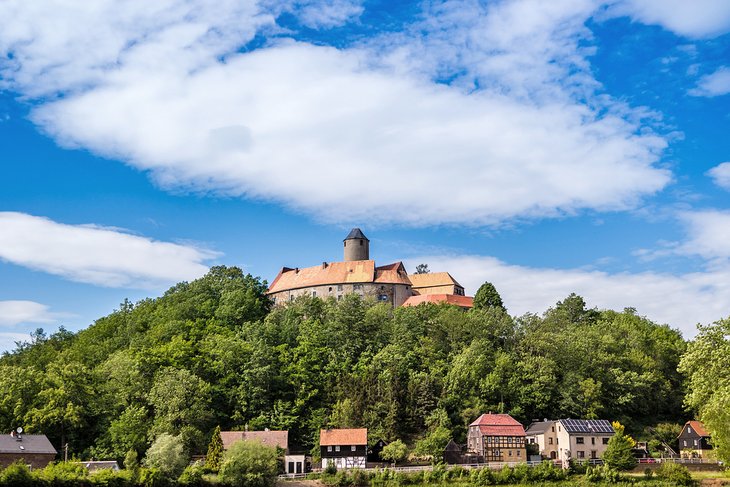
[676,210,730,260]
[689,67,730,97]
[289,0,364,28]
[707,162,730,189]
[612,0,730,38]
[0,0,672,226]
[0,333,31,354]
[408,254,730,337]
[0,212,218,288]
[0,300,67,327]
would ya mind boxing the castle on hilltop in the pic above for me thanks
[267,228,473,308]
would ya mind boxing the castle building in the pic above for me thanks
[267,229,473,308]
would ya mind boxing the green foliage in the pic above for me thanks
[655,462,694,486]
[0,267,690,463]
[125,449,140,471]
[472,282,505,311]
[218,439,278,487]
[144,433,189,480]
[585,464,622,483]
[603,422,638,471]
[380,439,408,465]
[204,426,224,472]
[679,316,730,464]
[178,463,206,486]
[0,462,34,487]
[414,426,451,463]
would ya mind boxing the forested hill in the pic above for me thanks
[0,266,688,462]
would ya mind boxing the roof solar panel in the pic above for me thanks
[559,419,614,434]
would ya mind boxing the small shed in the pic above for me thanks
[0,431,57,469]
[368,439,388,463]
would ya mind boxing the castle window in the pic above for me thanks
[312,291,317,297]
[329,287,333,292]
[378,295,388,301]
[353,284,362,290]
[380,286,385,290]
[360,240,363,246]
[338,284,343,291]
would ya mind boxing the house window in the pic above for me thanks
[683,440,687,447]
[551,427,555,432]
[517,450,521,457]
[549,438,553,445]
[360,240,363,246]
[327,446,332,452]
[577,451,585,459]
[290,295,294,301]
[591,437,595,445]
[591,451,597,459]
[338,295,342,301]
[694,440,698,446]
[335,446,340,452]
[338,284,343,291]
[508,450,512,456]
[312,291,317,297]
[603,438,609,445]
[351,446,356,451]
[329,287,333,292]
[688,427,692,434]
[576,437,584,444]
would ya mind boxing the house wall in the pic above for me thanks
[271,283,412,307]
[285,454,306,474]
[555,424,612,465]
[412,284,460,295]
[526,423,558,459]
[0,452,56,469]
[321,444,367,468]
[467,426,483,456]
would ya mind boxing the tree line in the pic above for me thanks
[0,265,723,464]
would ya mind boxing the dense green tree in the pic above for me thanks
[679,317,730,463]
[219,439,278,487]
[472,282,505,311]
[414,426,451,463]
[380,439,408,465]
[143,433,188,479]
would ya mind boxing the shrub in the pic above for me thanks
[656,462,694,486]
[35,461,89,486]
[585,464,622,483]
[324,462,338,475]
[178,464,206,486]
[495,465,514,484]
[512,463,530,482]
[218,439,278,487]
[0,462,34,487]
[531,460,566,482]
[644,467,654,479]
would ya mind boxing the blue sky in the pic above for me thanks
[1,0,729,351]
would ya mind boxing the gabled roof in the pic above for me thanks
[558,419,614,435]
[320,428,367,446]
[268,261,411,294]
[470,414,526,437]
[0,434,57,455]
[402,294,473,308]
[408,272,463,290]
[525,420,556,436]
[344,228,369,241]
[683,421,710,437]
[220,430,289,452]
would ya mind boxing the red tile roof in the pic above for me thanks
[687,421,709,437]
[470,414,526,437]
[319,428,367,446]
[408,272,463,290]
[402,294,473,308]
[268,261,411,294]
[220,430,288,452]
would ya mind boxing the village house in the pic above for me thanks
[320,428,368,469]
[220,429,306,475]
[526,419,614,465]
[678,420,714,459]
[0,430,57,469]
[268,229,473,309]
[467,413,526,463]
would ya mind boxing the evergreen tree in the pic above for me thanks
[602,422,637,471]
[205,425,224,472]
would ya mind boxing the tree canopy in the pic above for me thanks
[0,266,694,464]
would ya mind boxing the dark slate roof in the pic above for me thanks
[0,434,57,455]
[525,420,556,435]
[344,228,369,241]
[559,419,614,435]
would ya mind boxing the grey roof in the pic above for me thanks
[559,419,614,435]
[525,420,556,436]
[344,228,369,241]
[0,434,57,455]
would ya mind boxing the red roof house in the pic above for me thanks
[467,414,526,463]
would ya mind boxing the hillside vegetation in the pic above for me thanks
[0,266,690,461]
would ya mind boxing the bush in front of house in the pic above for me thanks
[218,438,278,487]
[0,461,34,487]
[585,464,622,483]
[144,433,189,481]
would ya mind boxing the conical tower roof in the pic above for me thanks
[343,228,369,241]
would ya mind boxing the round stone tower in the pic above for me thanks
[343,228,370,261]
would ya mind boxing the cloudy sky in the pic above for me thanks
[1,0,729,351]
